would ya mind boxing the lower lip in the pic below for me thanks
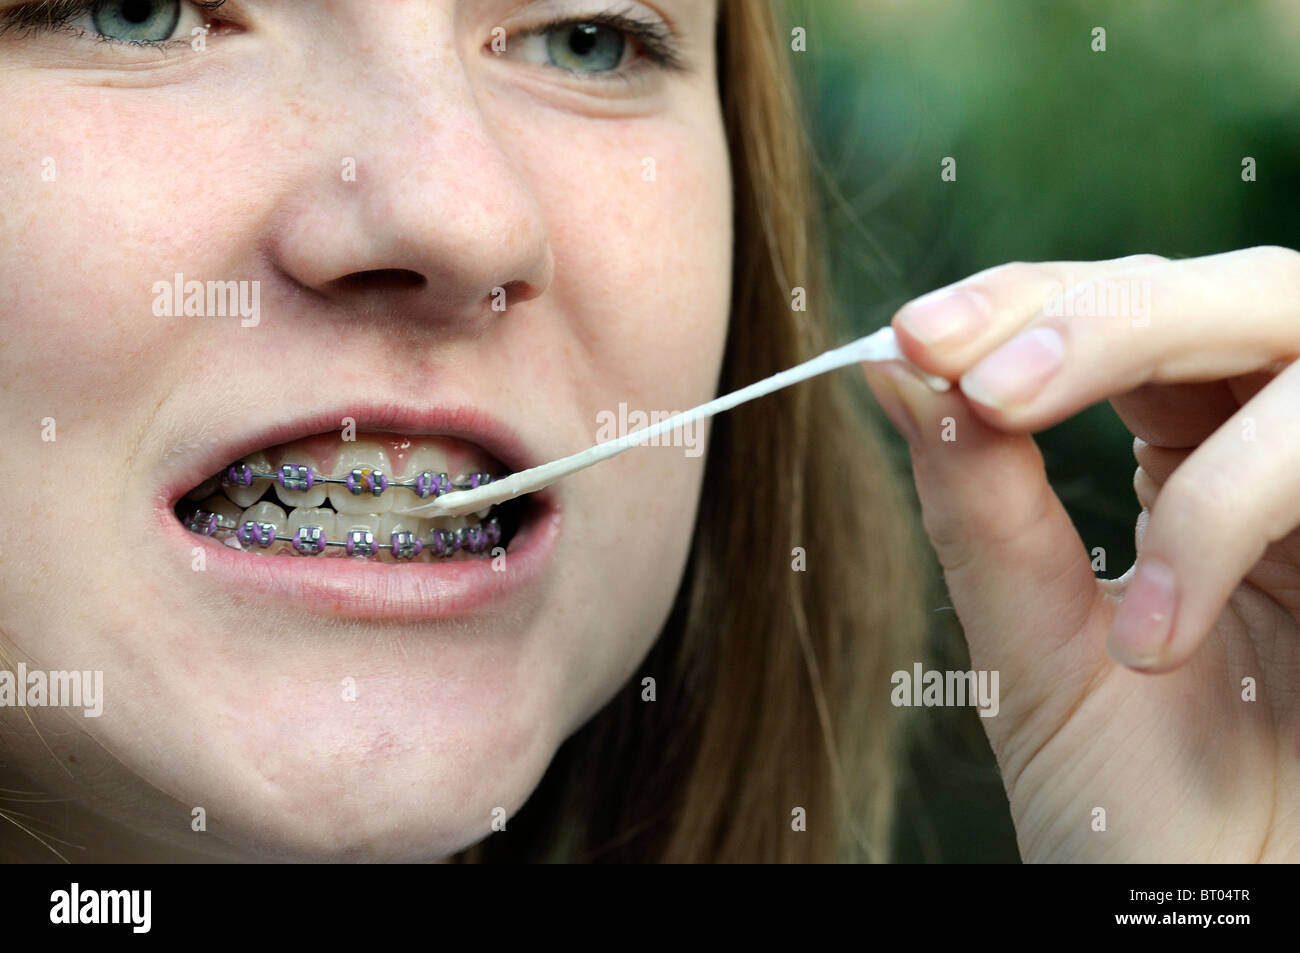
[158,498,561,621]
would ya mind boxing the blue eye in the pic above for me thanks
[90,0,181,44]
[500,13,684,79]
[545,22,625,73]
[0,0,219,48]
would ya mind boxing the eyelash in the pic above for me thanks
[0,0,686,77]
[519,11,686,77]
[0,0,226,49]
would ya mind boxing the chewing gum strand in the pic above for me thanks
[419,326,948,518]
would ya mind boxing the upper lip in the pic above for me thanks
[159,400,547,510]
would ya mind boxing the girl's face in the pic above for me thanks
[0,0,730,861]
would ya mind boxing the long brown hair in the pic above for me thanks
[458,0,926,863]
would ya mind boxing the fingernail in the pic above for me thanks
[1108,558,1178,668]
[896,288,991,349]
[863,364,922,444]
[960,326,1065,409]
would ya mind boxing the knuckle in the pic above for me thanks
[918,478,1056,576]
[918,498,997,578]
[1112,253,1167,269]
[949,261,1049,320]
[1249,244,1300,285]
[919,503,969,563]
[970,260,1043,298]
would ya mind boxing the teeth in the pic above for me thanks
[186,476,221,502]
[223,452,271,507]
[239,501,288,548]
[337,512,381,537]
[329,442,393,515]
[199,495,243,528]
[288,507,337,541]
[242,500,287,532]
[186,433,513,560]
[392,448,454,514]
[273,456,327,509]
[427,526,457,557]
[186,500,505,560]
[339,515,380,557]
[379,513,420,541]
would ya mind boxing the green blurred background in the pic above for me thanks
[789,0,1300,861]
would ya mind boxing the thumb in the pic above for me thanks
[861,361,1108,702]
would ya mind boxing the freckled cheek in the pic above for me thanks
[537,132,730,397]
[1,112,260,378]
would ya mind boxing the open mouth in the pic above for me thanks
[173,431,532,562]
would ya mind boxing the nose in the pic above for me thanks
[268,51,553,335]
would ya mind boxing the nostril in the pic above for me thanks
[332,269,427,294]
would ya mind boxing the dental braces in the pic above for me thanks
[220,464,496,499]
[185,509,503,558]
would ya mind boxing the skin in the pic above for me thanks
[865,249,1300,861]
[0,0,730,861]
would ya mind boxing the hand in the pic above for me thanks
[862,247,1300,862]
